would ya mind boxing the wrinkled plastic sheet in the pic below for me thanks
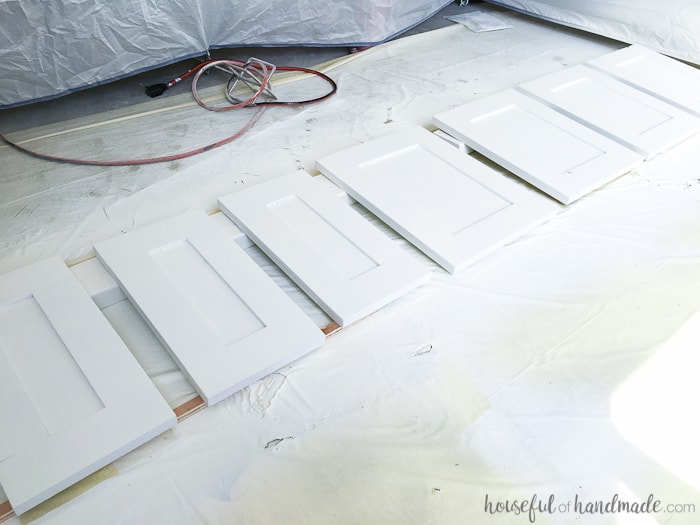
[2,5,700,523]
[486,0,700,64]
[0,0,451,108]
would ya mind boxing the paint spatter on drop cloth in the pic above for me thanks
[265,436,294,449]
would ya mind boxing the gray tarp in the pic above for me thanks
[0,0,451,108]
[485,0,700,65]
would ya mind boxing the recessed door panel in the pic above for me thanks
[94,211,325,406]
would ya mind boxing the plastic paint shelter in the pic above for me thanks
[4,0,700,108]
[0,0,452,108]
[1,2,700,524]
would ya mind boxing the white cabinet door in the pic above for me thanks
[316,126,562,272]
[588,45,700,118]
[518,65,700,158]
[218,171,430,326]
[94,211,325,406]
[0,258,176,515]
[432,90,643,204]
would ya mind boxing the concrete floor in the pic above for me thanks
[0,1,485,134]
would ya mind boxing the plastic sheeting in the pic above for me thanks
[0,0,451,108]
[2,4,700,523]
[486,0,700,65]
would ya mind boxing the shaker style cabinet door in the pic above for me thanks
[433,89,643,204]
[0,258,176,515]
[587,45,700,118]
[95,211,325,406]
[219,171,430,326]
[317,126,562,271]
[517,65,700,159]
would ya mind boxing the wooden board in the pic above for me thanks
[0,500,12,522]
[587,45,700,118]
[94,210,325,406]
[517,65,700,158]
[316,126,562,272]
[218,171,430,326]
[0,257,176,515]
[432,90,643,204]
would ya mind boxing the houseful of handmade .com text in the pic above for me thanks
[484,493,696,523]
